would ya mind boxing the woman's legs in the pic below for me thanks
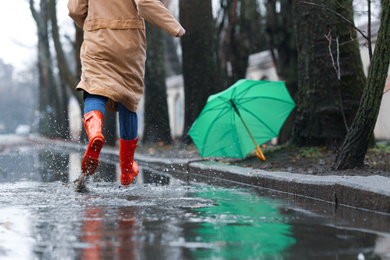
[118,103,139,185]
[81,93,107,176]
[118,103,138,140]
[84,93,108,116]
[81,93,139,184]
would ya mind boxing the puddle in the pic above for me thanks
[0,146,389,259]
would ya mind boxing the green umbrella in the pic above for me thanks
[188,79,295,160]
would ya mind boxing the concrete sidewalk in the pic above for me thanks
[30,135,390,215]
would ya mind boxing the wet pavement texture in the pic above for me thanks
[1,139,390,259]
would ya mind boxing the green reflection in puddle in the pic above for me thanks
[187,186,296,259]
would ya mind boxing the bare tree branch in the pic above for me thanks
[325,31,341,80]
[29,0,41,27]
[325,30,349,131]
[367,0,373,60]
[48,0,80,102]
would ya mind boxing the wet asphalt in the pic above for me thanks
[1,134,390,259]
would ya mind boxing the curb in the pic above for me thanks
[29,135,390,215]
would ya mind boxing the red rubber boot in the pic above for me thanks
[119,137,139,185]
[81,111,105,176]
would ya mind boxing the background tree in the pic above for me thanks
[143,22,172,144]
[219,0,263,85]
[73,25,84,84]
[48,0,76,140]
[163,33,182,77]
[334,0,390,169]
[179,0,223,143]
[266,0,298,143]
[290,0,366,147]
[30,0,70,139]
[162,0,182,77]
[48,0,78,97]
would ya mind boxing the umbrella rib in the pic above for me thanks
[233,82,262,99]
[201,107,232,156]
[220,82,255,100]
[235,103,279,137]
[217,91,295,143]
[216,81,294,105]
[204,102,231,112]
[234,95,295,138]
[231,112,244,158]
[233,82,295,107]
[235,96,295,106]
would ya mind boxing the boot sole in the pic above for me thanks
[81,137,104,176]
[120,175,136,186]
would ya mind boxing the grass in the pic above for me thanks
[369,142,390,154]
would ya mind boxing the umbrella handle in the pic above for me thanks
[230,99,265,161]
[256,145,266,161]
[234,107,266,161]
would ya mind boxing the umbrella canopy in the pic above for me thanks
[188,79,295,159]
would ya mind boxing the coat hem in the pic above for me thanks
[76,82,139,113]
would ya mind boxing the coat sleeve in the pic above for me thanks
[67,0,88,29]
[135,0,183,37]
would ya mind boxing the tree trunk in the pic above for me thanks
[49,0,79,95]
[74,25,84,82]
[48,0,71,139]
[143,22,172,144]
[236,0,257,80]
[163,33,182,77]
[49,0,85,141]
[219,0,262,85]
[73,24,88,143]
[291,0,366,147]
[334,0,390,169]
[30,0,63,139]
[179,0,222,143]
[266,0,298,144]
[162,0,182,77]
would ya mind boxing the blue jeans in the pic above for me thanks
[84,92,138,140]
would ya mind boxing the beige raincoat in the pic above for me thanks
[68,0,184,112]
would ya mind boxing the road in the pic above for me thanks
[0,134,389,259]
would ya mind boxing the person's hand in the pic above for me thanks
[176,28,186,37]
